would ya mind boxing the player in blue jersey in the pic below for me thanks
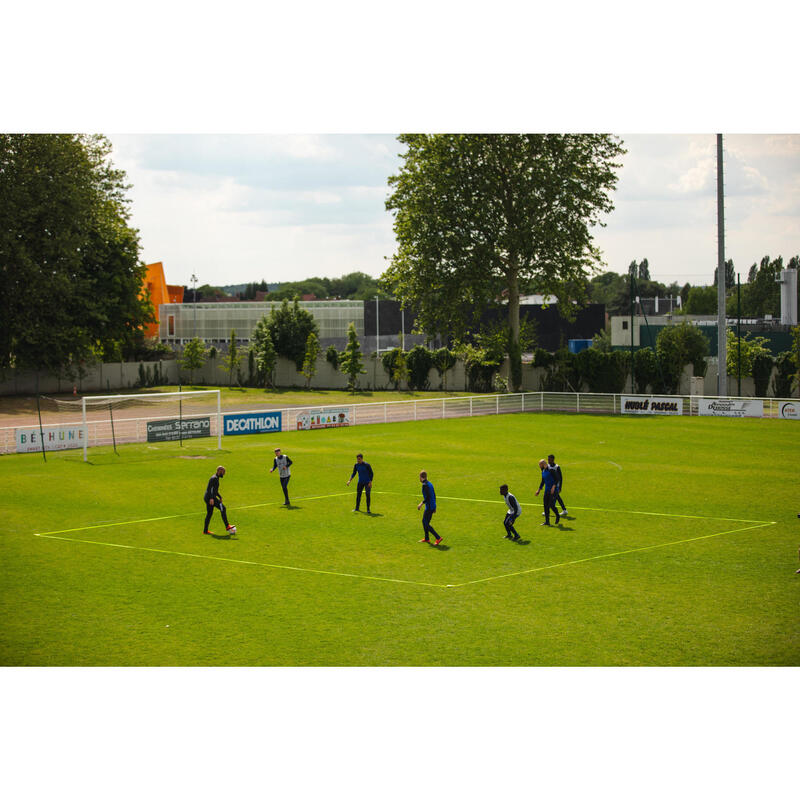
[535,458,560,526]
[416,470,442,545]
[547,454,568,517]
[500,484,522,540]
[346,453,374,513]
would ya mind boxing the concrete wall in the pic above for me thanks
[3,354,795,398]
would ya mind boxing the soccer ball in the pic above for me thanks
[228,525,237,534]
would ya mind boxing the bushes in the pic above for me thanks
[752,353,773,397]
[405,346,433,391]
[773,351,795,397]
[632,347,660,393]
[576,348,629,393]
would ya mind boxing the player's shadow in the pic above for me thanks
[513,539,531,545]
[283,504,301,510]
[431,543,450,551]
[207,532,235,540]
[363,512,383,517]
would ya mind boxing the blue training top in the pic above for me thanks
[350,461,374,484]
[422,480,436,511]
[539,467,555,492]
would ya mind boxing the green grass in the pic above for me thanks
[2,412,799,665]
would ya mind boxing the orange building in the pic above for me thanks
[142,262,184,338]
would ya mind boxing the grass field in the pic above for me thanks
[2,411,799,665]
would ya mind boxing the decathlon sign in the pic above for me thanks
[16,425,86,453]
[223,411,282,436]
[698,399,763,418]
[621,396,683,415]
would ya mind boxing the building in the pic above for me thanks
[142,262,184,338]
[159,300,365,347]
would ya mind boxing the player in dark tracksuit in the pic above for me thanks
[500,484,522,540]
[203,465,235,535]
[416,470,442,545]
[270,447,292,505]
[535,458,560,525]
[347,453,374,512]
[547,454,568,517]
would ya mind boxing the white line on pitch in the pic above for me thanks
[33,491,354,538]
[35,533,447,588]
[372,491,771,525]
[448,521,777,587]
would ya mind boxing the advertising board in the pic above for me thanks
[698,399,763,418]
[296,407,352,430]
[16,426,85,453]
[620,396,683,415]
[223,411,282,436]
[147,417,211,442]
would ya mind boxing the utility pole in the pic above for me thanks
[375,295,380,355]
[191,273,198,339]
[716,134,727,397]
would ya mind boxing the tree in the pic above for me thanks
[250,317,276,387]
[743,255,782,317]
[266,298,320,370]
[633,347,660,393]
[655,323,709,393]
[338,322,366,392]
[301,331,321,389]
[433,347,457,391]
[325,344,340,369]
[179,337,207,384]
[713,258,735,290]
[0,134,154,375]
[220,329,242,387]
[405,346,434,391]
[383,134,625,393]
[684,286,718,315]
[381,348,408,389]
[725,328,771,380]
[638,258,650,281]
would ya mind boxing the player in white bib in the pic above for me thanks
[270,447,293,505]
[500,484,521,541]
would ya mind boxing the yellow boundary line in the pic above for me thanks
[34,490,776,589]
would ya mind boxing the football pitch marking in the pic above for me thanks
[33,490,776,590]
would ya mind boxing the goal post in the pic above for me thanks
[40,390,221,461]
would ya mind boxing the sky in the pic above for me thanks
[108,132,800,291]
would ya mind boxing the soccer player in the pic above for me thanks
[346,453,374,513]
[500,484,521,540]
[547,453,568,517]
[416,470,442,545]
[535,458,560,525]
[270,447,293,506]
[203,465,236,535]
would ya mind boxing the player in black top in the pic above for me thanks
[346,453,374,513]
[203,465,235,535]
[547,454,568,517]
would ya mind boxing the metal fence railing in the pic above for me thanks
[2,391,797,455]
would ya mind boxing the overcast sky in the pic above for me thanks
[108,133,800,291]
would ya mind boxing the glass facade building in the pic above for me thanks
[159,301,365,345]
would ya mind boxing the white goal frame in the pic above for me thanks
[80,389,222,461]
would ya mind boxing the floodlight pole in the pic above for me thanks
[191,273,198,339]
[737,273,742,396]
[716,134,727,397]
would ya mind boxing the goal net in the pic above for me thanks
[37,390,222,460]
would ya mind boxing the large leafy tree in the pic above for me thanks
[0,134,153,375]
[266,298,320,370]
[384,134,625,389]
